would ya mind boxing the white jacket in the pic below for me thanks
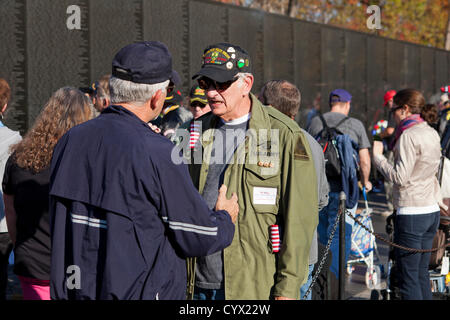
[0,124,22,233]
[374,122,443,209]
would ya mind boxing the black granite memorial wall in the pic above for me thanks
[1,0,449,134]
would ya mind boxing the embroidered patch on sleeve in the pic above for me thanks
[294,136,309,161]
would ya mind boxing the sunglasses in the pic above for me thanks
[391,104,404,112]
[166,82,175,95]
[190,102,208,109]
[197,77,237,92]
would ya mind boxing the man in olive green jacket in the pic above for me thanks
[178,43,318,300]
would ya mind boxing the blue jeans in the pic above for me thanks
[300,264,315,300]
[394,211,440,300]
[317,192,357,278]
[193,287,225,300]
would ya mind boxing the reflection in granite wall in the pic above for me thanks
[0,0,449,134]
[345,32,367,126]
[26,0,90,127]
[0,0,27,133]
[366,37,387,126]
[90,0,143,83]
[143,0,189,93]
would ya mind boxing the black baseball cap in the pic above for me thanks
[165,89,183,106]
[189,85,208,105]
[192,43,251,83]
[112,41,177,85]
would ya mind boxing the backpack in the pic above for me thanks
[315,114,350,181]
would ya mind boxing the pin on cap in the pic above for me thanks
[270,225,281,253]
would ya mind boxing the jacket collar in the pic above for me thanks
[105,105,153,131]
[202,93,272,147]
[248,93,272,147]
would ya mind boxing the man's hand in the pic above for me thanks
[364,181,373,192]
[215,184,239,224]
[148,123,161,134]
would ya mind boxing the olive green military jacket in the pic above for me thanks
[179,94,318,300]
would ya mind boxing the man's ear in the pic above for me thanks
[346,102,351,113]
[242,74,254,96]
[103,98,110,108]
[150,89,165,111]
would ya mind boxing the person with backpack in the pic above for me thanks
[307,89,372,297]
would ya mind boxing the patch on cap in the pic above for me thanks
[203,48,231,66]
[193,43,252,82]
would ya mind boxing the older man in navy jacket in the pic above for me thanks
[49,41,238,300]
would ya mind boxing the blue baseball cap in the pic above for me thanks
[112,41,177,85]
[329,89,352,104]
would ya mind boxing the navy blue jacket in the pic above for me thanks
[49,105,234,300]
[336,135,360,209]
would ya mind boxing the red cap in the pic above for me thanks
[383,90,396,106]
[441,86,450,93]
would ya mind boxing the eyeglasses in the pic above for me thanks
[391,104,404,112]
[197,77,237,92]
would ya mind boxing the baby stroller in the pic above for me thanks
[346,188,383,289]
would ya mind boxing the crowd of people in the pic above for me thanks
[0,40,448,300]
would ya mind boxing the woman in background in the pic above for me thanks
[0,78,22,300]
[2,87,92,300]
[372,89,442,300]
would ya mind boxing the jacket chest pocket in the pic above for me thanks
[244,163,280,215]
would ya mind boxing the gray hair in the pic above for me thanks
[234,72,253,88]
[109,76,169,106]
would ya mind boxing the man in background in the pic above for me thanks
[187,84,211,149]
[92,74,111,115]
[258,79,328,300]
[307,89,372,298]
